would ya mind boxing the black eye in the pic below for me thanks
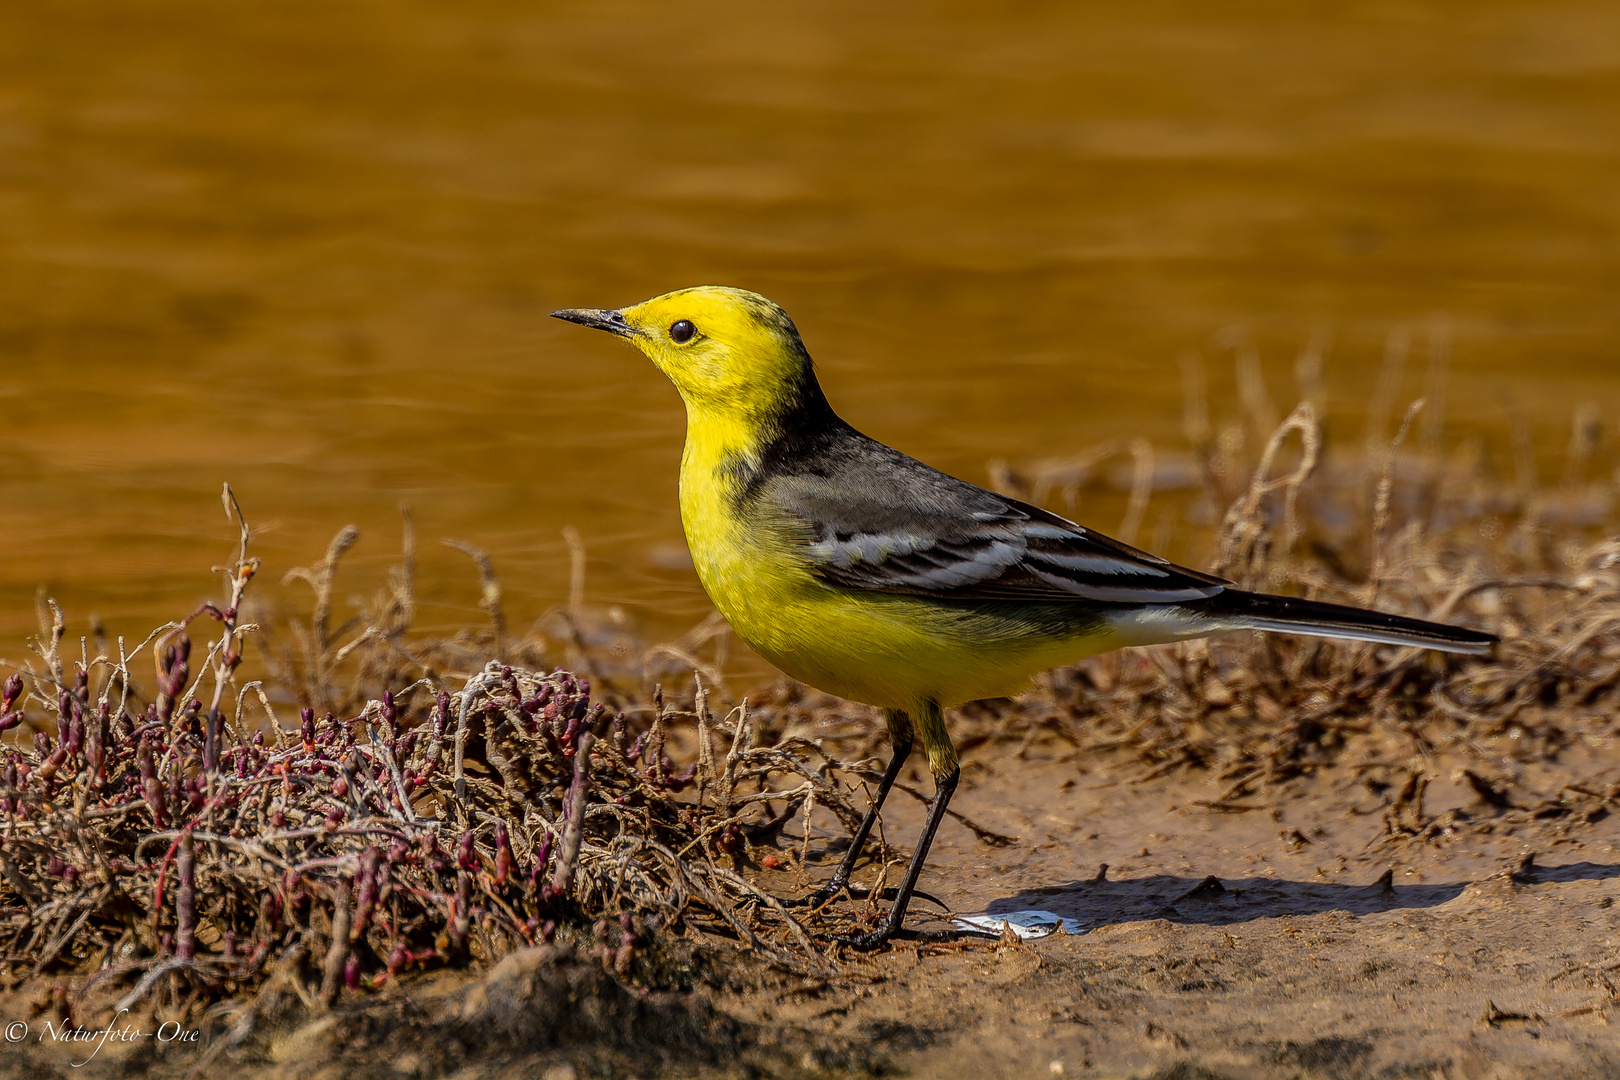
[669,319,696,344]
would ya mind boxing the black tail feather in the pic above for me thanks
[1197,589,1498,656]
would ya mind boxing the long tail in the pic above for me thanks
[1194,589,1497,656]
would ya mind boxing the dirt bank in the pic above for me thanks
[11,741,1620,1080]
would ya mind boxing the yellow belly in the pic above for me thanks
[725,580,1124,709]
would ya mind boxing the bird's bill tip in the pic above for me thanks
[550,307,638,337]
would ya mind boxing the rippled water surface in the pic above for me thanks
[1,0,1617,653]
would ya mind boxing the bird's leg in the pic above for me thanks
[835,701,992,951]
[785,708,914,908]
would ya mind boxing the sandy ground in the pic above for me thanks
[9,745,1620,1080]
[764,750,1620,1079]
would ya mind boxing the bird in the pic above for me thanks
[553,286,1496,950]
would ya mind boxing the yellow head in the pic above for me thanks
[553,286,829,429]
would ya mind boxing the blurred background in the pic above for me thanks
[0,0,1616,660]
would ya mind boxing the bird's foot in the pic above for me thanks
[829,922,1001,952]
[776,879,851,910]
[778,881,948,911]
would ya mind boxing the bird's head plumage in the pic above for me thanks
[553,286,822,423]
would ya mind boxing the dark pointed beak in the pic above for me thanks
[550,307,639,338]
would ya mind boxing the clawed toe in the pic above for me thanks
[775,881,847,909]
[828,927,894,952]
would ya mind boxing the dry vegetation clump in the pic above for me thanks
[0,492,890,1049]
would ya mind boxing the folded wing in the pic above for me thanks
[759,429,1230,605]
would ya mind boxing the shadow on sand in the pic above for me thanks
[983,860,1620,929]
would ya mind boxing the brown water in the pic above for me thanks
[1,0,1618,656]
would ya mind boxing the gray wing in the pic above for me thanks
[758,430,1230,605]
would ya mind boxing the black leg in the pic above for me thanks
[834,765,969,951]
[785,708,914,908]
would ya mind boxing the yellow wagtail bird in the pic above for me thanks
[554,286,1497,950]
